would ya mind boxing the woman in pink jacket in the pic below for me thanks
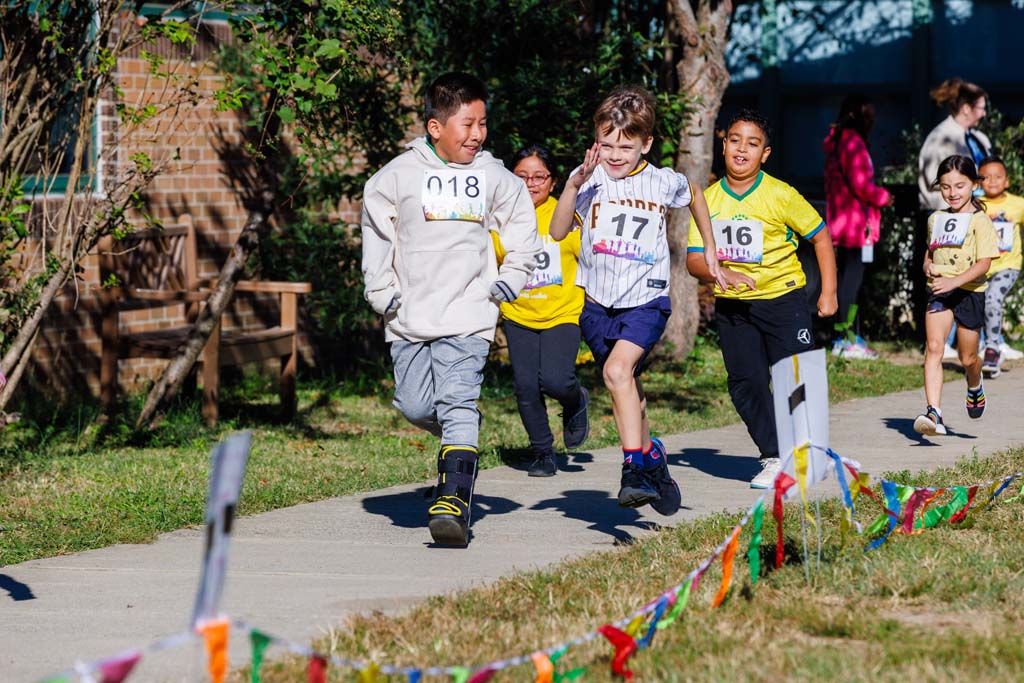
[823,94,892,359]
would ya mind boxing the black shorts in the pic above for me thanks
[927,288,985,330]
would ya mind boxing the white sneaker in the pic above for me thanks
[750,457,783,489]
[999,342,1024,360]
[943,343,958,359]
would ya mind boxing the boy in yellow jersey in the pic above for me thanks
[493,145,588,477]
[686,109,838,489]
[978,156,1024,377]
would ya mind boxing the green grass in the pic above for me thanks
[250,447,1024,683]
[0,342,947,565]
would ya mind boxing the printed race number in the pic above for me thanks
[929,212,970,249]
[421,169,487,222]
[524,240,562,290]
[592,204,660,265]
[712,219,764,263]
[993,220,1015,253]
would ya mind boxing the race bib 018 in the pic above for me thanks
[930,212,971,250]
[592,203,661,264]
[712,219,764,264]
[421,169,487,222]
[524,240,562,290]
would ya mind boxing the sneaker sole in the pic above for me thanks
[750,479,775,490]
[527,467,557,478]
[913,415,937,435]
[428,515,469,546]
[982,367,1001,378]
[650,479,681,515]
[618,487,660,508]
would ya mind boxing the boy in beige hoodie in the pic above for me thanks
[361,72,540,545]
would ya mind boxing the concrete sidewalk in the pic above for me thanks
[4,367,1024,681]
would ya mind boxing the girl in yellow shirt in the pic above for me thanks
[494,145,589,476]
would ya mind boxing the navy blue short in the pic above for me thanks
[579,296,671,374]
[928,288,985,330]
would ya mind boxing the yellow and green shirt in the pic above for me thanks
[687,171,825,300]
[493,196,584,329]
[928,209,1000,292]
[983,192,1024,275]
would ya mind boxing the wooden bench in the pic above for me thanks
[96,214,312,424]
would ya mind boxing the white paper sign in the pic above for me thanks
[592,203,660,265]
[771,349,832,499]
[524,240,562,290]
[421,169,487,222]
[712,219,764,264]
[930,212,971,250]
[191,432,252,627]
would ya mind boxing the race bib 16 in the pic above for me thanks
[712,219,764,264]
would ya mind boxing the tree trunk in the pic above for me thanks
[135,198,273,430]
[662,0,733,359]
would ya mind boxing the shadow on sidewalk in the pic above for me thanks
[361,487,522,533]
[0,575,36,602]
[670,447,761,482]
[882,417,977,444]
[530,489,665,544]
[499,447,593,474]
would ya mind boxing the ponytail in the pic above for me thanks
[930,78,987,115]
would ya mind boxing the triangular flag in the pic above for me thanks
[774,471,796,569]
[450,666,470,683]
[407,671,422,683]
[623,614,644,638]
[466,666,496,683]
[712,527,741,607]
[307,655,327,683]
[747,500,765,586]
[657,579,692,631]
[358,661,381,682]
[199,618,230,683]
[532,652,554,683]
[98,651,142,683]
[598,625,637,681]
[949,485,979,524]
[638,596,670,649]
[866,480,901,551]
[250,630,272,683]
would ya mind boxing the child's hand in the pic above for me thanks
[489,279,518,303]
[817,291,838,318]
[703,251,730,291]
[721,268,756,292]
[930,275,957,295]
[568,142,601,190]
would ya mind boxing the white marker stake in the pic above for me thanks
[191,432,252,628]
[771,348,831,498]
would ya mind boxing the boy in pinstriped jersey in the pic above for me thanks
[549,85,726,514]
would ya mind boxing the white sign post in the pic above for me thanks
[771,349,831,497]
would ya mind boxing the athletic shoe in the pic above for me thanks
[943,343,958,360]
[830,339,845,357]
[527,449,557,477]
[647,437,681,516]
[562,387,590,450]
[427,447,477,546]
[913,406,947,436]
[966,385,986,419]
[999,342,1024,360]
[836,341,879,360]
[982,348,1001,378]
[617,462,660,508]
[750,457,783,489]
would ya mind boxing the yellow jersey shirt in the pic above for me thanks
[983,192,1024,274]
[493,196,584,329]
[927,209,1000,292]
[687,171,825,300]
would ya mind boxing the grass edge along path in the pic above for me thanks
[47,446,1024,683]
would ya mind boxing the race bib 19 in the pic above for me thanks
[993,220,1014,253]
[712,219,764,263]
[592,203,661,265]
[930,212,970,250]
[421,169,487,222]
[524,240,562,290]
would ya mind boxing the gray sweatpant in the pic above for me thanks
[390,335,490,447]
[985,268,1020,351]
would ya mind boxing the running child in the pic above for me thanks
[686,109,838,489]
[549,85,725,514]
[493,144,589,477]
[914,154,999,435]
[361,72,541,545]
[977,156,1024,378]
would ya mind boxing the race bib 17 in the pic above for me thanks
[592,203,661,265]
[711,219,764,264]
[421,169,487,222]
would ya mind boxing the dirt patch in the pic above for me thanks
[879,606,1003,636]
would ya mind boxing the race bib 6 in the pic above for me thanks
[930,212,970,250]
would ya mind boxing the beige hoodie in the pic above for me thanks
[361,137,540,342]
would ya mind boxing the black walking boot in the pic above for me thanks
[427,446,478,546]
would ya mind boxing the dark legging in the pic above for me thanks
[504,320,583,453]
[836,246,866,330]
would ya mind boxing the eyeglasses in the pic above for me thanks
[516,173,551,185]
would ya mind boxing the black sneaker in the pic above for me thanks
[647,437,681,516]
[966,385,986,419]
[527,449,557,477]
[562,387,590,450]
[617,462,660,508]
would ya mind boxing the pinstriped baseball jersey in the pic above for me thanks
[572,161,692,308]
